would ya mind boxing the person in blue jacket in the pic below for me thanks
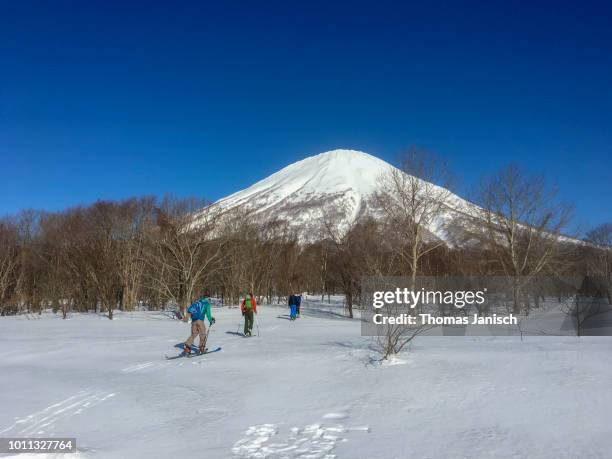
[288,293,299,320]
[183,291,215,354]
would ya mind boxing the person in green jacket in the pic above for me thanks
[183,291,215,354]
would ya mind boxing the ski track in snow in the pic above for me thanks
[123,350,222,371]
[231,412,369,459]
[121,361,155,372]
[0,390,116,436]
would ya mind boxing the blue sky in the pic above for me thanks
[1,0,611,230]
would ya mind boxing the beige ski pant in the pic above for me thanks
[185,319,207,348]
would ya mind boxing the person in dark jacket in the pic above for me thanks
[288,294,298,320]
[295,293,302,318]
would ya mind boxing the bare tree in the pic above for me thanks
[585,223,612,302]
[363,277,437,360]
[146,196,227,316]
[13,210,45,314]
[115,198,156,311]
[560,276,611,337]
[585,223,612,247]
[321,208,362,318]
[0,219,20,314]
[84,202,124,319]
[373,147,453,288]
[477,164,572,313]
[375,307,435,360]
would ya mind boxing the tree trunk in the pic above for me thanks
[346,290,354,318]
[512,280,521,314]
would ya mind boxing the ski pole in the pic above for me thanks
[204,322,212,350]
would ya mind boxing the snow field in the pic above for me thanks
[1,298,611,458]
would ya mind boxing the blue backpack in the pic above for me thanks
[188,300,204,321]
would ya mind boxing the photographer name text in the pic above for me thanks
[372,313,518,325]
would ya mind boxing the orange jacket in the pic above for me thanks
[241,296,257,314]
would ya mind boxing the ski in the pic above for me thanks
[165,346,221,360]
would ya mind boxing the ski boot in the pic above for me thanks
[199,344,207,355]
[183,344,191,355]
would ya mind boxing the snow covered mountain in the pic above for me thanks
[194,149,480,242]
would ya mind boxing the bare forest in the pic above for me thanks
[1,157,610,320]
